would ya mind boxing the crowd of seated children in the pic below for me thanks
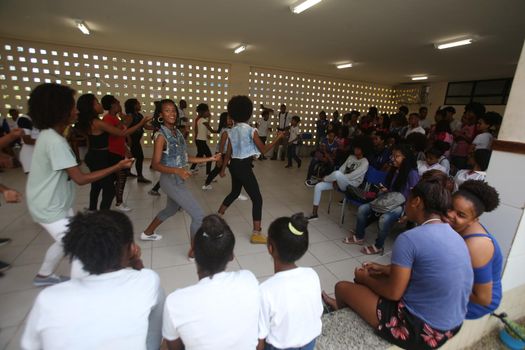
[323,173,473,350]
[22,211,164,350]
[306,136,371,221]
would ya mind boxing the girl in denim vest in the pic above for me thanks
[141,99,220,259]
[218,96,284,244]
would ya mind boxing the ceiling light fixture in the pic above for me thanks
[435,39,473,50]
[290,0,323,14]
[336,63,353,69]
[234,44,246,54]
[76,20,90,35]
[411,76,428,81]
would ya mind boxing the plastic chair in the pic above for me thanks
[338,167,387,225]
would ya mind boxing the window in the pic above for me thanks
[445,78,512,105]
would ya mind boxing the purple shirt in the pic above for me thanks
[390,169,419,199]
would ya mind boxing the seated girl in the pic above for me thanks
[344,144,419,255]
[323,176,473,350]
[162,215,260,350]
[417,146,448,176]
[447,180,502,319]
[21,211,164,350]
[258,213,323,350]
[305,130,337,186]
[454,149,491,190]
[306,136,370,221]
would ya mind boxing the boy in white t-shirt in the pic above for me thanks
[21,211,164,350]
[454,149,491,191]
[258,213,323,350]
[256,110,271,159]
[472,115,494,151]
[417,146,448,176]
[285,116,302,168]
[163,215,260,350]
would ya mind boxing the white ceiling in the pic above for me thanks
[0,0,524,84]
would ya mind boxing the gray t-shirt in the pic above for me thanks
[27,129,78,223]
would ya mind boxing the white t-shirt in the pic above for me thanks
[417,160,448,176]
[454,170,487,191]
[196,117,210,141]
[257,118,270,137]
[162,270,259,350]
[177,107,187,126]
[258,267,323,348]
[288,125,301,144]
[472,132,493,150]
[450,119,462,132]
[405,126,426,137]
[419,118,432,130]
[21,268,164,350]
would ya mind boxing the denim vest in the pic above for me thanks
[158,125,188,168]
[228,123,260,159]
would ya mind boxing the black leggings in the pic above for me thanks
[190,140,212,174]
[85,150,115,210]
[130,136,144,177]
[222,158,262,221]
[108,153,127,205]
[205,164,221,186]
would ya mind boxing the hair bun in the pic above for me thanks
[459,180,500,212]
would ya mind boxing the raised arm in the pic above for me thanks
[253,130,284,155]
[95,117,151,137]
[66,158,133,186]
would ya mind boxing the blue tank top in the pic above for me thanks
[228,123,260,159]
[463,229,503,319]
[158,125,188,168]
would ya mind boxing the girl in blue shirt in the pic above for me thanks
[447,180,502,319]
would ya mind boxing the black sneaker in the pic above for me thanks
[305,179,318,187]
[0,238,11,247]
[0,260,11,273]
[306,214,319,221]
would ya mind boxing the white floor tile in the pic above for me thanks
[309,241,351,264]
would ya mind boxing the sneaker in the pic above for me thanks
[0,238,12,247]
[237,194,249,201]
[140,232,163,241]
[306,214,319,221]
[190,169,199,175]
[337,199,344,206]
[148,190,161,196]
[0,260,10,273]
[33,274,70,287]
[137,177,152,184]
[202,184,213,191]
[250,232,267,244]
[116,203,132,212]
[305,179,318,187]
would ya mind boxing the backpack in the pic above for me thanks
[369,192,405,214]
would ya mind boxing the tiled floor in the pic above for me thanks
[0,157,394,349]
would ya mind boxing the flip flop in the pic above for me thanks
[342,233,365,245]
[361,245,384,256]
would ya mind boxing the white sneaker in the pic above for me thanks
[140,232,163,241]
[237,194,249,201]
[202,184,213,190]
[116,203,132,212]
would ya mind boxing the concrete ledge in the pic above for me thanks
[316,308,390,350]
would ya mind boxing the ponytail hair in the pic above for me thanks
[268,213,309,263]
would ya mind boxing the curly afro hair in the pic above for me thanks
[456,180,500,216]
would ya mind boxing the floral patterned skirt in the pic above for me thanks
[375,298,461,350]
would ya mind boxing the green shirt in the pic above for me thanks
[27,129,78,223]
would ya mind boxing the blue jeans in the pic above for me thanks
[265,338,316,350]
[355,203,404,248]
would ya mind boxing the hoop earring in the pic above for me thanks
[157,117,164,123]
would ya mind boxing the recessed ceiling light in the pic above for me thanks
[336,63,353,69]
[76,20,90,35]
[435,39,473,50]
[234,44,246,54]
[411,76,428,81]
[290,0,323,14]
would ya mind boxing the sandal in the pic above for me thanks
[361,245,384,256]
[321,291,337,314]
[342,233,365,245]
